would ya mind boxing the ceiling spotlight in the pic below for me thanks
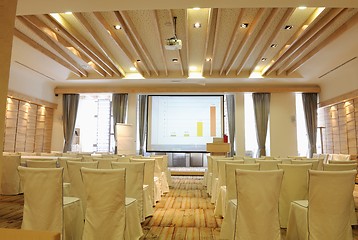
[261,58,267,62]
[193,22,201,28]
[270,43,278,48]
[172,58,179,63]
[136,59,141,62]
[205,58,212,62]
[240,23,249,28]
[114,25,122,30]
[284,25,293,30]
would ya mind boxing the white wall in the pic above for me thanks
[269,93,298,157]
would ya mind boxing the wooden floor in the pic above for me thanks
[1,176,358,239]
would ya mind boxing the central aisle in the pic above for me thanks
[140,176,222,239]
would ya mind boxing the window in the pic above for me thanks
[295,93,308,156]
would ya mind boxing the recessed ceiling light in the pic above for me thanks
[270,43,278,48]
[192,7,201,10]
[113,25,121,30]
[172,58,178,63]
[136,59,141,62]
[193,22,201,28]
[284,25,293,30]
[205,58,212,62]
[298,6,307,10]
[130,67,136,72]
[240,23,249,28]
[64,11,72,15]
[261,58,267,62]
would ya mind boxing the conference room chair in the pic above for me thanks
[18,166,83,240]
[210,156,233,201]
[112,161,154,222]
[214,160,244,217]
[58,157,82,183]
[277,163,313,228]
[286,170,356,240]
[130,158,159,205]
[220,163,260,220]
[220,169,284,240]
[26,160,57,168]
[80,168,143,240]
[291,159,320,170]
[67,161,98,214]
[150,155,170,193]
[93,157,118,169]
[255,159,282,170]
[0,154,21,195]
[328,160,357,164]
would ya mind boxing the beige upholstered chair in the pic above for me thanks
[291,159,320,170]
[1,155,21,195]
[220,169,284,240]
[18,166,83,240]
[277,163,312,228]
[26,160,57,168]
[112,161,154,222]
[80,168,143,240]
[286,170,356,240]
[58,157,82,182]
[255,159,282,170]
[93,157,118,169]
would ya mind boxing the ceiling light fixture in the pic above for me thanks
[130,67,136,72]
[64,11,72,15]
[284,25,293,30]
[270,43,278,48]
[193,22,201,28]
[298,6,307,10]
[136,59,141,62]
[240,23,249,28]
[192,7,201,10]
[261,58,267,62]
[205,58,212,62]
[114,25,121,30]
[189,66,197,71]
[172,58,178,63]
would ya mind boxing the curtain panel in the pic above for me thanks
[112,93,128,153]
[302,93,318,157]
[226,94,236,156]
[252,93,271,157]
[62,94,80,152]
[138,95,147,155]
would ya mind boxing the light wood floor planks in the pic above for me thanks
[1,176,358,239]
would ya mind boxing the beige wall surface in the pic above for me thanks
[270,93,298,157]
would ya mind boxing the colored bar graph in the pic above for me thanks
[197,122,203,137]
[210,106,216,136]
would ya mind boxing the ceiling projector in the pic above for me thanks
[165,37,182,50]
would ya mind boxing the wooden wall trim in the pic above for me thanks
[319,89,358,108]
[54,85,320,94]
[7,90,57,109]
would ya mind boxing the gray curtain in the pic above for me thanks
[138,95,147,155]
[112,93,128,153]
[63,94,80,152]
[302,93,317,158]
[226,94,235,156]
[253,93,271,157]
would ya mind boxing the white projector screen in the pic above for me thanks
[147,95,224,152]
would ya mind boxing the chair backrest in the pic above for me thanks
[225,163,260,201]
[255,159,282,170]
[94,157,118,169]
[80,168,126,240]
[234,169,284,240]
[308,170,356,239]
[130,158,155,205]
[277,163,312,228]
[117,156,131,162]
[324,163,357,171]
[291,159,319,170]
[217,160,244,187]
[26,160,57,168]
[67,161,98,213]
[18,166,63,235]
[1,155,21,195]
[58,157,82,182]
[328,160,357,164]
[112,162,145,221]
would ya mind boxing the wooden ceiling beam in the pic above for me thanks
[73,13,125,77]
[92,12,145,77]
[225,8,265,75]
[23,15,107,77]
[287,12,358,74]
[219,9,245,75]
[153,10,168,76]
[236,8,278,76]
[210,9,221,76]
[279,9,351,74]
[114,11,153,76]
[54,85,320,94]
[202,8,218,76]
[44,14,115,77]
[263,8,344,76]
[14,29,82,77]
[249,8,295,76]
[17,16,88,77]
